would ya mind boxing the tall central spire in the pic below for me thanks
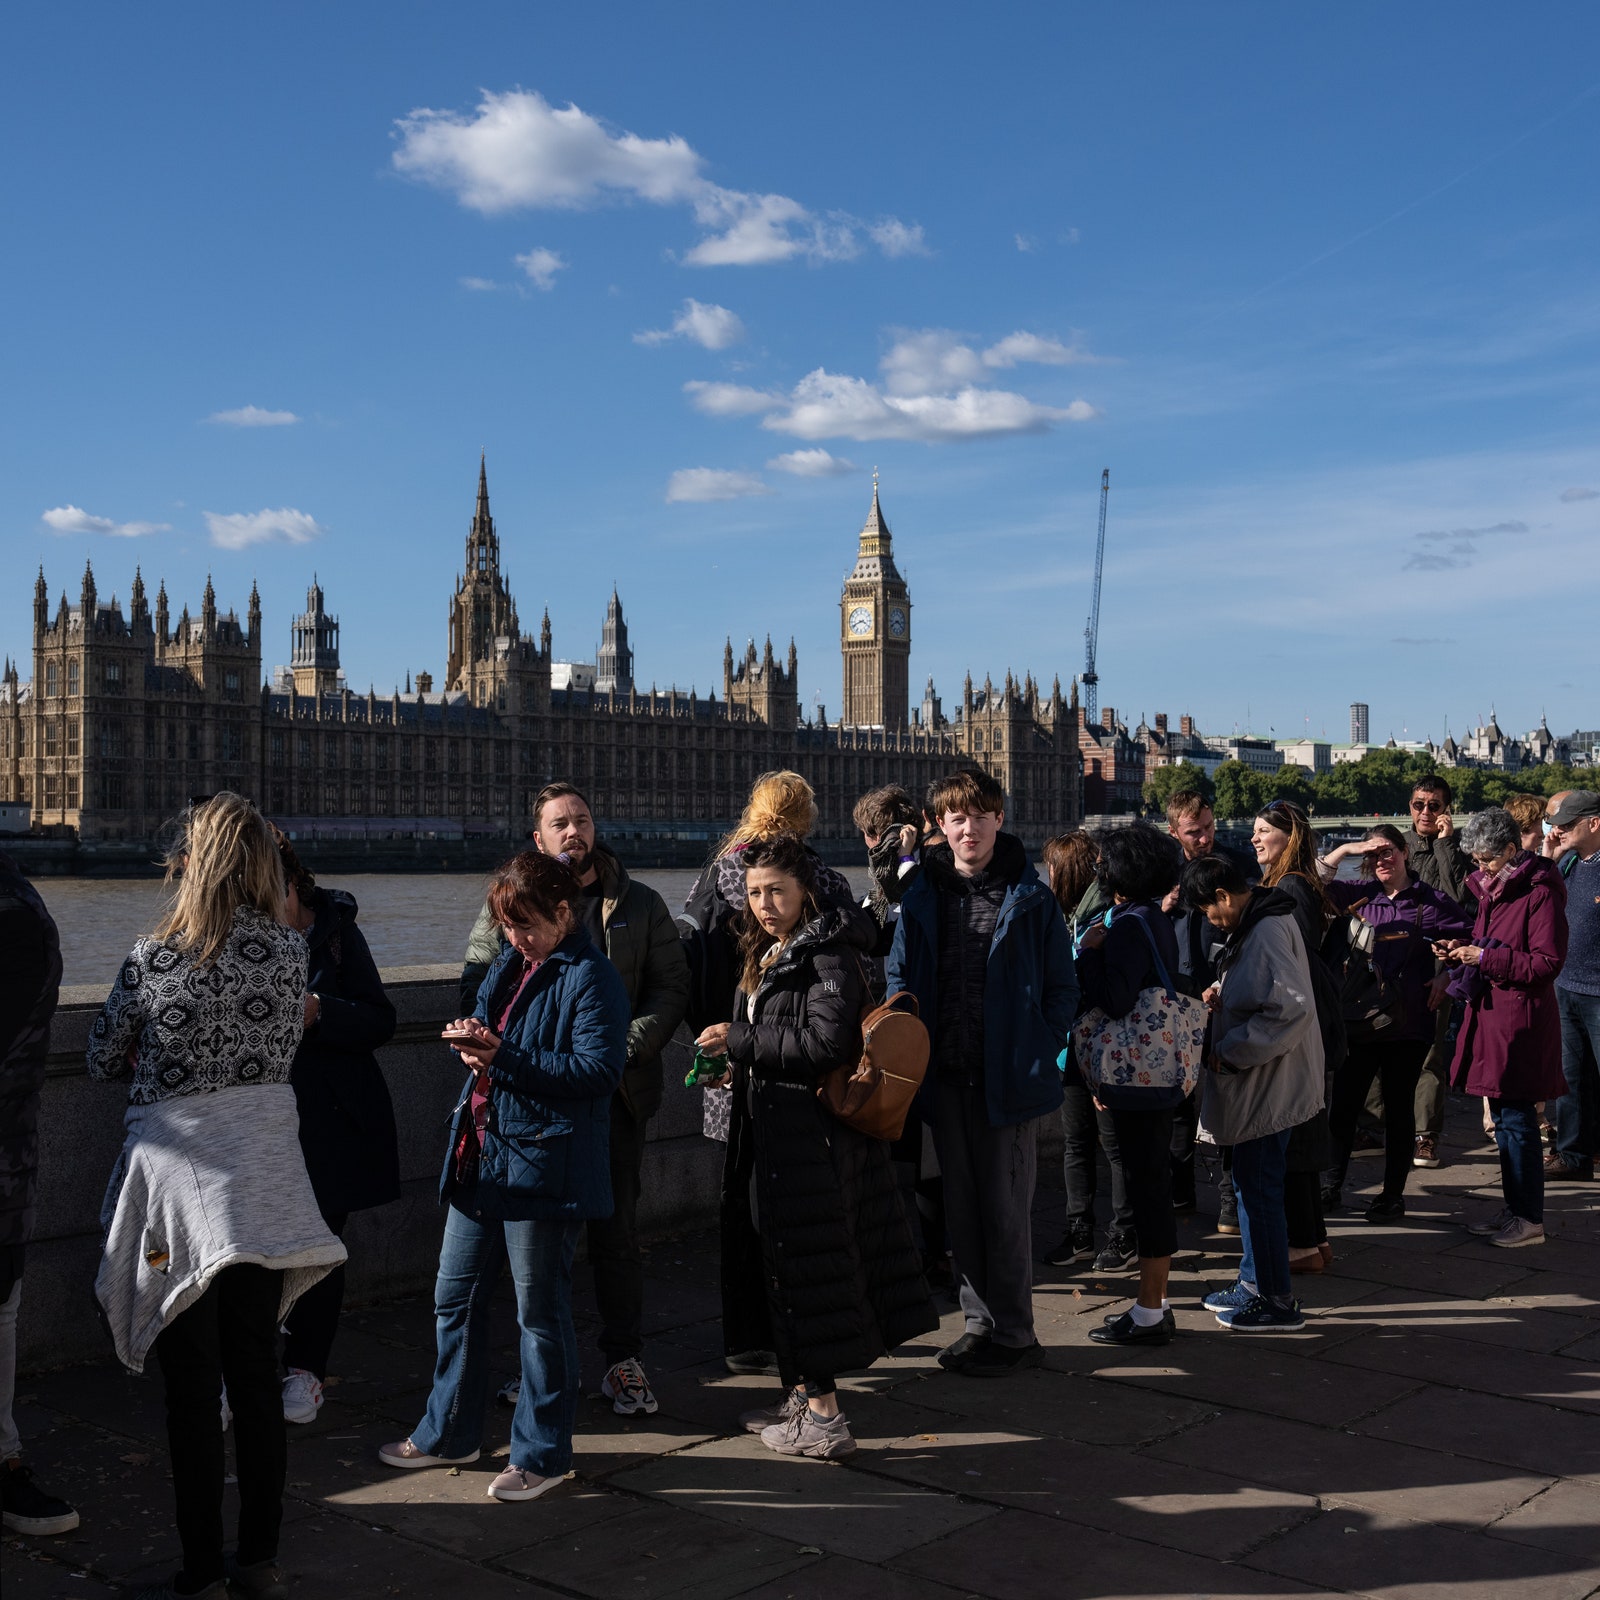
[848,470,902,582]
[466,451,499,577]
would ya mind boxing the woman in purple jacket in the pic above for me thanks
[1438,808,1568,1249]
[1318,824,1471,1222]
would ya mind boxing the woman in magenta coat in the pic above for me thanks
[1437,808,1568,1250]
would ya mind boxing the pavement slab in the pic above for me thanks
[1485,1477,1600,1560]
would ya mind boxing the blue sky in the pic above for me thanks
[4,4,1598,745]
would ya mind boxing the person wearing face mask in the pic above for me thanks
[1435,808,1568,1247]
[379,851,629,1504]
[1317,825,1472,1221]
[694,833,934,1461]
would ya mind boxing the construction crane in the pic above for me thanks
[1081,467,1110,725]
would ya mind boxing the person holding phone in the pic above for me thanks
[379,851,629,1504]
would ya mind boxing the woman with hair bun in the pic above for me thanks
[88,792,344,1600]
[693,833,934,1460]
[379,850,630,1504]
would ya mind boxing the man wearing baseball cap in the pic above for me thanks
[1546,790,1600,1181]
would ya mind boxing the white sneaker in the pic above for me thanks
[487,1466,565,1502]
[1466,1205,1513,1237]
[378,1437,481,1470]
[496,1374,522,1407]
[600,1357,659,1416]
[740,1387,804,1434]
[1490,1215,1545,1249]
[282,1367,323,1424]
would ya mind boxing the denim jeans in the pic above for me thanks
[1232,1130,1292,1303]
[413,1204,581,1478]
[1554,987,1600,1175]
[1491,1099,1545,1223]
[0,1279,20,1461]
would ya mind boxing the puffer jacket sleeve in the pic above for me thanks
[1213,920,1315,1070]
[488,957,630,1102]
[728,947,864,1084]
[1478,876,1568,990]
[459,900,505,1015]
[86,948,147,1081]
[314,913,397,1053]
[625,889,691,1066]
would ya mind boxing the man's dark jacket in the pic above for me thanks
[1405,827,1473,907]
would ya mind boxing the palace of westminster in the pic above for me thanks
[0,460,1083,847]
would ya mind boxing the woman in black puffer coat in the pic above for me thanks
[695,833,935,1461]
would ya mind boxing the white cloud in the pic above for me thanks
[664,468,770,503]
[869,219,929,258]
[203,508,323,551]
[983,331,1092,368]
[207,405,299,427]
[767,448,856,477]
[684,379,782,417]
[459,275,503,291]
[514,246,566,290]
[392,88,921,268]
[1015,232,1037,252]
[1560,485,1598,502]
[879,329,1098,398]
[42,505,169,539]
[636,298,746,350]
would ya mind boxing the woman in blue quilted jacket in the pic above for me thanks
[378,851,629,1504]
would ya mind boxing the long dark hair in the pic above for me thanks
[736,832,821,996]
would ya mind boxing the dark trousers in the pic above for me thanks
[1170,1088,1199,1207]
[1554,987,1600,1175]
[1283,1171,1326,1249]
[1491,1098,1545,1223]
[586,1095,647,1366]
[1329,1037,1429,1202]
[1060,1081,1132,1234]
[153,1264,285,1587]
[1107,1106,1177,1260]
[1233,1131,1292,1301]
[282,1209,348,1381]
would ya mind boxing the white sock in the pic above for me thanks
[1130,1302,1166,1327]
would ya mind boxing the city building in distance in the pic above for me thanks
[1,460,1081,847]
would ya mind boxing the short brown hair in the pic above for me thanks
[1041,831,1097,916]
[852,784,920,837]
[1165,789,1212,825]
[531,782,592,829]
[1505,793,1547,835]
[486,850,582,928]
[927,768,1005,821]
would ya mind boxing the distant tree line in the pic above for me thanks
[1143,750,1592,821]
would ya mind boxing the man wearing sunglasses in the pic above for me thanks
[1400,777,1474,1169]
[1544,790,1600,1182]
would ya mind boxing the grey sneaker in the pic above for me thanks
[1466,1205,1514,1237]
[1490,1216,1545,1249]
[741,1387,805,1434]
[760,1405,857,1459]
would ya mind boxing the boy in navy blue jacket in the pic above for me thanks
[887,770,1078,1375]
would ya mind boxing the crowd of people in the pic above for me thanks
[1,768,1596,1598]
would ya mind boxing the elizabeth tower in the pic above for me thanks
[840,474,910,728]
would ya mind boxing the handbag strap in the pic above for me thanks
[1123,909,1180,1005]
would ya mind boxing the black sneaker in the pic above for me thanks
[1043,1220,1095,1265]
[228,1557,290,1600]
[1320,1183,1344,1213]
[937,1331,991,1372]
[1365,1196,1406,1223]
[959,1339,1045,1378]
[1,1461,80,1536]
[1216,1194,1240,1237]
[1092,1232,1137,1271]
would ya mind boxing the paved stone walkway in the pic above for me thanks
[7,1102,1600,1600]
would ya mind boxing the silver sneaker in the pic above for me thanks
[1465,1205,1513,1237]
[600,1357,659,1416]
[1490,1215,1545,1249]
[740,1387,804,1434]
[760,1405,856,1459]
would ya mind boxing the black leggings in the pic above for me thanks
[281,1209,348,1381]
[1329,1037,1430,1202]
[1108,1106,1177,1259]
[153,1264,285,1588]
[1283,1171,1327,1249]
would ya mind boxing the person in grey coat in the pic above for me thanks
[1183,854,1324,1334]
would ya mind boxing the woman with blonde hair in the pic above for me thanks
[88,793,344,1600]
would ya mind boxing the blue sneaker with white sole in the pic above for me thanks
[1201,1280,1257,1314]
[1217,1295,1305,1332]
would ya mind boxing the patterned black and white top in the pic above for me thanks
[87,908,308,1105]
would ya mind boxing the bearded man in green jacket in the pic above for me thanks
[461,783,689,1418]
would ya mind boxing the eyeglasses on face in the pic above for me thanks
[1410,798,1445,812]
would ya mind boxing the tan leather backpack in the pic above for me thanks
[817,991,930,1141]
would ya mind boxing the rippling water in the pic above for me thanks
[42,866,871,990]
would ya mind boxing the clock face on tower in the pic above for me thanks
[889,607,907,637]
[848,605,873,636]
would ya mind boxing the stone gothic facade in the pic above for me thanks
[1,463,1081,846]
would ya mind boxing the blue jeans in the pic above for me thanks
[413,1204,581,1478]
[1490,1099,1544,1224]
[1232,1130,1292,1303]
[1554,988,1600,1175]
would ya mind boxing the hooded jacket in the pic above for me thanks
[1202,888,1325,1146]
[887,833,1078,1128]
[462,845,689,1120]
[290,887,400,1217]
[1448,851,1568,1101]
[721,905,935,1386]
[1405,827,1474,907]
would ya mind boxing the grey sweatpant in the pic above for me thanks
[931,1084,1039,1348]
